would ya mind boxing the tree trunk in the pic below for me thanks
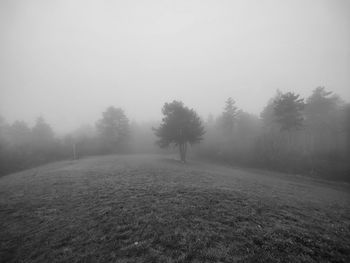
[179,142,187,163]
[179,143,183,162]
[183,142,187,162]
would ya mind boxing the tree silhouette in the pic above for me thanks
[274,92,305,131]
[32,117,54,142]
[10,121,32,151]
[96,106,129,153]
[31,117,56,160]
[304,87,344,156]
[305,87,342,130]
[221,97,238,135]
[154,101,205,162]
[261,90,282,129]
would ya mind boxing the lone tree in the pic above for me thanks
[154,100,205,162]
[96,106,129,153]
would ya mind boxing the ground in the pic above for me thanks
[0,154,349,263]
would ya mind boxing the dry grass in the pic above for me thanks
[0,154,349,262]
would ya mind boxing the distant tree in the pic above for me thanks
[206,114,214,126]
[0,116,10,158]
[0,115,8,144]
[9,121,32,150]
[32,117,55,142]
[344,104,350,156]
[220,97,238,135]
[96,106,129,153]
[260,90,282,129]
[274,92,305,131]
[305,87,342,130]
[236,111,261,137]
[66,124,97,159]
[304,87,345,156]
[154,100,205,162]
[31,117,56,159]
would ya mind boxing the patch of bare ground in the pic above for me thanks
[0,154,349,262]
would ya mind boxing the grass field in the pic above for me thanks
[0,154,349,262]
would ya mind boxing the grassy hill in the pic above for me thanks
[0,154,349,262]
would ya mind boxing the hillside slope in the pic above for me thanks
[0,154,349,262]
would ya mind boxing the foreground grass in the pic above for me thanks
[0,155,349,262]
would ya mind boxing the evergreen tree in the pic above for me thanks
[305,87,342,130]
[31,117,56,160]
[32,117,54,142]
[96,106,129,153]
[154,100,205,162]
[221,97,238,135]
[274,92,305,131]
[260,90,282,129]
[10,121,32,150]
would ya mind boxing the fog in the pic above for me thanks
[1,0,349,133]
[1,2,350,260]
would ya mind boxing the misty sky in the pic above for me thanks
[1,0,349,133]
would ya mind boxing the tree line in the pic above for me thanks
[0,86,349,181]
[197,87,350,181]
[0,107,132,176]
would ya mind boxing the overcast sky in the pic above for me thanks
[1,0,349,133]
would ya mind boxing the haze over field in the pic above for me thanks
[1,2,350,262]
[1,0,350,132]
